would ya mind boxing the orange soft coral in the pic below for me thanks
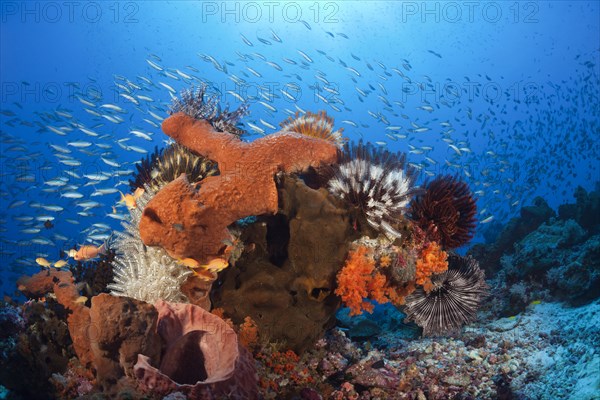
[415,241,448,292]
[335,246,376,315]
[335,246,404,315]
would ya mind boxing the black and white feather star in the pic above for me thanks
[327,141,420,240]
[403,254,489,336]
[169,85,249,136]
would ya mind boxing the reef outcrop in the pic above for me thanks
[468,196,555,277]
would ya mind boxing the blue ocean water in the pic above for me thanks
[1,1,598,295]
[1,2,600,399]
[0,1,599,292]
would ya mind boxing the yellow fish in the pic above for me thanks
[74,243,106,261]
[179,257,229,275]
[133,187,145,199]
[193,269,218,281]
[202,258,229,272]
[119,191,137,209]
[53,260,69,268]
[179,258,201,269]
[35,257,52,267]
[74,296,88,304]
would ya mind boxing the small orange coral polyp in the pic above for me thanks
[378,254,392,268]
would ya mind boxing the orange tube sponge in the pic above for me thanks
[415,241,448,292]
[139,113,339,263]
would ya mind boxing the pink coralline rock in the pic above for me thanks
[134,299,258,399]
[139,112,339,264]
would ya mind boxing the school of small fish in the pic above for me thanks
[0,25,598,278]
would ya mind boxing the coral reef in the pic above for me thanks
[139,110,339,263]
[468,196,555,277]
[5,96,501,398]
[512,218,587,277]
[558,184,600,233]
[17,273,162,393]
[50,359,95,399]
[17,270,91,367]
[250,299,600,399]
[15,269,256,398]
[0,303,24,361]
[327,141,419,241]
[255,349,320,397]
[409,175,477,249]
[486,218,600,316]
[333,233,489,337]
[212,174,355,353]
[0,300,74,400]
[472,186,600,321]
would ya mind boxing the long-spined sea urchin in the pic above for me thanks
[403,253,489,336]
[327,141,420,241]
